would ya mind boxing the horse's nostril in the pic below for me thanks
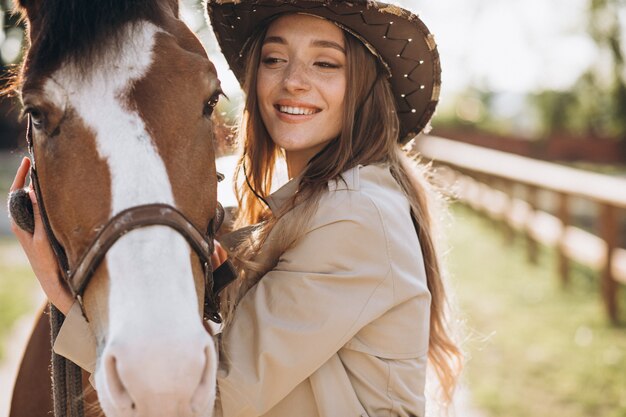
[104,352,135,411]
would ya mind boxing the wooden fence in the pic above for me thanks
[413,136,626,324]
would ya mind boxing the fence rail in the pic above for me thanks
[415,136,626,323]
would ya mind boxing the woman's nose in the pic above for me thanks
[283,62,311,93]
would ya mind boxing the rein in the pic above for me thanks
[25,116,237,416]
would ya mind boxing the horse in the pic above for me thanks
[6,1,230,416]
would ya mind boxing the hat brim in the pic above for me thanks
[206,0,441,143]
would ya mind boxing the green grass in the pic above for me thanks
[0,237,38,361]
[447,205,626,417]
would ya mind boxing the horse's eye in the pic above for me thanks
[25,106,46,129]
[203,90,223,117]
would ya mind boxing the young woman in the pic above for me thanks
[207,2,462,415]
[10,1,462,415]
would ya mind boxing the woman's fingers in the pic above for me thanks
[210,241,228,269]
[28,189,43,233]
[215,241,228,264]
[19,189,72,314]
[9,159,34,239]
[8,158,72,314]
[210,252,221,269]
[10,157,31,192]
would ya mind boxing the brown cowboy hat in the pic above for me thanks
[206,0,441,143]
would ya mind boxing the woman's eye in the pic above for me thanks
[203,90,223,117]
[261,57,284,66]
[315,61,341,69]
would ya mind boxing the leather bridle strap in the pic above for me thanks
[69,203,214,295]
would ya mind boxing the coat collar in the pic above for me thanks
[265,165,361,214]
[218,164,388,252]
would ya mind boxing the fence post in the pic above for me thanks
[557,192,570,287]
[477,172,493,223]
[499,178,515,244]
[600,203,619,324]
[526,185,538,264]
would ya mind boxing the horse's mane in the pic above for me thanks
[17,0,171,82]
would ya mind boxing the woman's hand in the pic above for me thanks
[9,157,74,315]
[211,240,228,270]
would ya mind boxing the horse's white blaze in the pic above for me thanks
[44,21,215,415]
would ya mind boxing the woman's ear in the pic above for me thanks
[9,188,35,234]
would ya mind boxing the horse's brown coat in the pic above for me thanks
[9,306,53,417]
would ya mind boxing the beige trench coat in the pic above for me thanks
[54,164,431,417]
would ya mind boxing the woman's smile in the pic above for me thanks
[274,100,321,121]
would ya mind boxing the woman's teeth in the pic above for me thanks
[278,105,317,115]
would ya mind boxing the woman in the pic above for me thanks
[209,2,461,415]
[11,1,462,415]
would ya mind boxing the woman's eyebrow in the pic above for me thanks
[311,39,345,53]
[262,36,345,54]
[263,36,285,45]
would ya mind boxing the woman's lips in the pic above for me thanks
[273,103,321,122]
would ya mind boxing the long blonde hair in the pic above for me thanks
[221,24,462,404]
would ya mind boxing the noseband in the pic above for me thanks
[25,116,236,324]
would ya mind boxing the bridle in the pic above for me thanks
[25,116,237,324]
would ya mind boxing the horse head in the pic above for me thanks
[10,0,223,415]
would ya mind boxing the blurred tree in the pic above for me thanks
[579,0,626,137]
[1,0,25,74]
[532,0,626,139]
[1,0,26,150]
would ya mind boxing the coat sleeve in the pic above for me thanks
[217,193,394,417]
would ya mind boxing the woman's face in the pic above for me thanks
[257,14,346,172]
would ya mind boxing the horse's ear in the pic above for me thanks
[13,0,41,21]
[13,0,41,16]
